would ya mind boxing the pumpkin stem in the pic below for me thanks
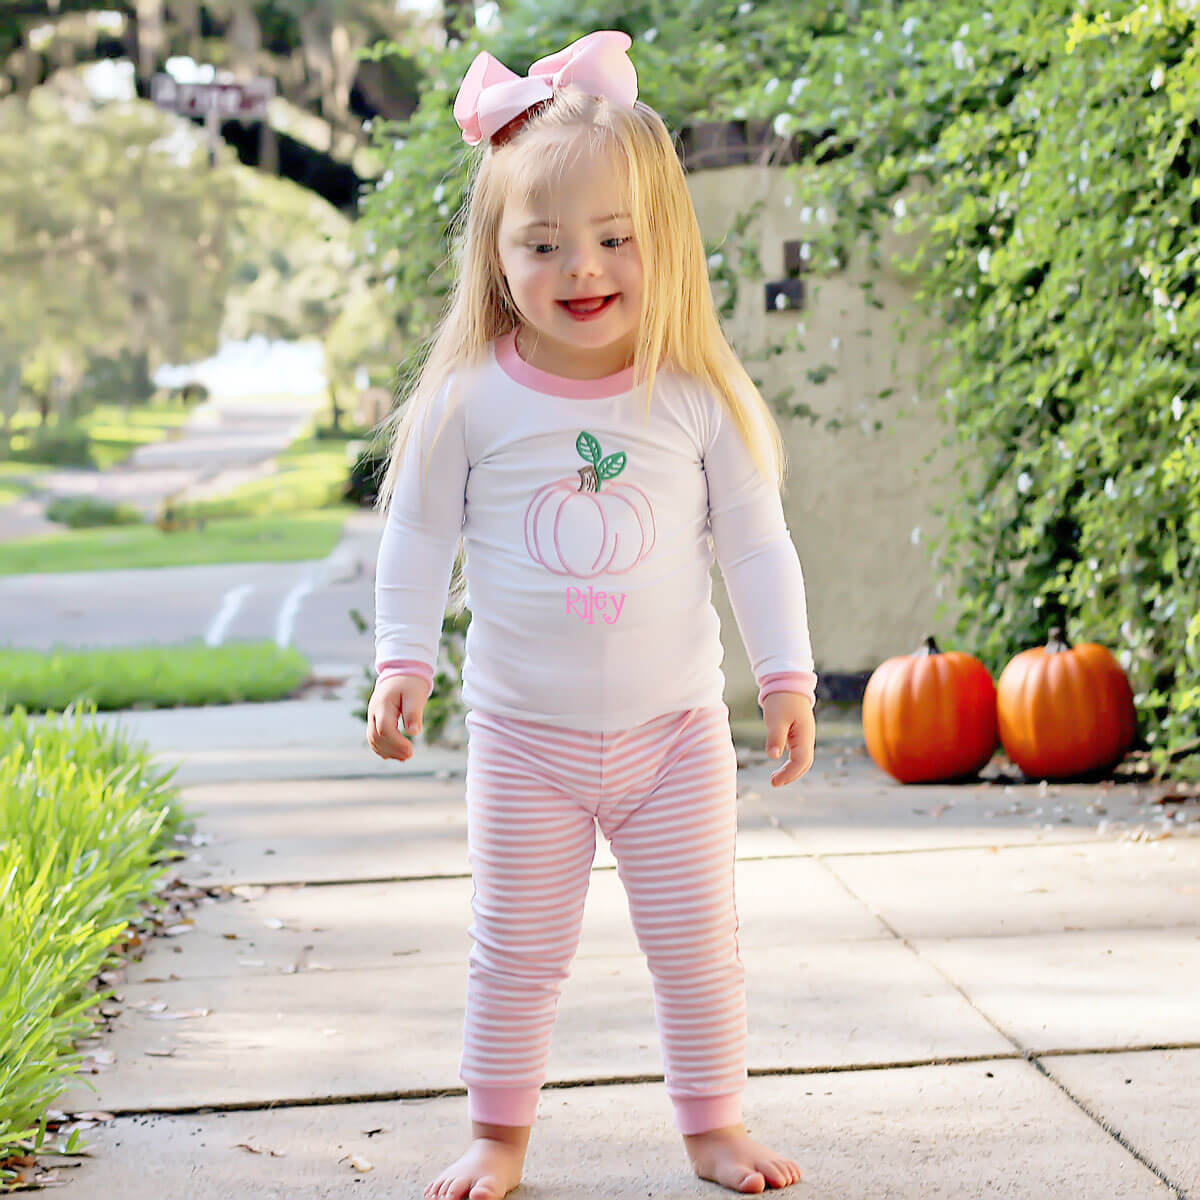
[1047,626,1071,653]
[577,465,599,493]
[916,635,941,657]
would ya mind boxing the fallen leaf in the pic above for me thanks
[146,1008,210,1020]
[235,1141,287,1157]
[342,1153,373,1172]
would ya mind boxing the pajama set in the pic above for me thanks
[375,328,817,1134]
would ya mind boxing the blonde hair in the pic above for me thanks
[376,87,787,616]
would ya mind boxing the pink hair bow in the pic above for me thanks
[453,30,638,146]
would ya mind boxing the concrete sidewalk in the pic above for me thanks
[42,700,1200,1199]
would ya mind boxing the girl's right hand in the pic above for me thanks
[366,674,427,761]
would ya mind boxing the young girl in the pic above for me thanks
[366,30,817,1200]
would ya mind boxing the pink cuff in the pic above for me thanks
[376,659,435,697]
[671,1090,744,1135]
[757,670,817,708]
[468,1085,541,1127]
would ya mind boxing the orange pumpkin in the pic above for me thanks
[996,626,1136,780]
[862,636,998,784]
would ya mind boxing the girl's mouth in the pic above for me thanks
[559,294,618,319]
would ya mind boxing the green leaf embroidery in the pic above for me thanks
[576,431,601,465]
[597,452,626,480]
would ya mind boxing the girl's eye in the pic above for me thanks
[529,237,630,254]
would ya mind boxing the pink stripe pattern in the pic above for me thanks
[460,703,747,1135]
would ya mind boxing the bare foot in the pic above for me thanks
[683,1123,803,1193]
[424,1125,529,1200]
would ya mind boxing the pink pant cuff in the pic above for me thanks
[467,1085,540,1127]
[671,1091,744,1135]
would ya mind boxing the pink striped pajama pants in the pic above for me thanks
[459,702,747,1136]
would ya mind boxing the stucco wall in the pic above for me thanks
[685,164,965,716]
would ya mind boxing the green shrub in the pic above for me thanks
[45,496,144,529]
[344,443,388,508]
[8,426,95,468]
[0,707,188,1171]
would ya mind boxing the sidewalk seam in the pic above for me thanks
[816,854,1195,1200]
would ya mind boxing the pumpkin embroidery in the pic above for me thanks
[524,430,656,578]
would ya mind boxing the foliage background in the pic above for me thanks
[356,0,1198,779]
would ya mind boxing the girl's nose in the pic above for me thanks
[565,242,602,278]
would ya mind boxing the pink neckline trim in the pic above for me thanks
[494,329,637,398]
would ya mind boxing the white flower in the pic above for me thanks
[902,17,919,36]
[1172,394,1184,421]
[738,1,753,12]
[432,183,445,203]
[764,77,779,94]
[774,291,788,310]
[773,113,795,137]
[1104,477,1118,499]
[1151,67,1165,90]
[707,252,724,270]
[893,197,907,219]
[643,27,658,42]
[977,248,991,274]
[1017,472,1032,494]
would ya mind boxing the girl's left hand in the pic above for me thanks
[762,692,816,786]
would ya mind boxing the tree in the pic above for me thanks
[0,2,430,210]
[0,80,234,419]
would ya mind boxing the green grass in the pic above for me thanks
[173,425,361,521]
[82,404,193,470]
[0,707,189,1171]
[0,509,346,575]
[6,402,193,469]
[0,641,311,713]
[0,461,49,507]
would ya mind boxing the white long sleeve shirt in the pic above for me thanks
[375,330,817,732]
